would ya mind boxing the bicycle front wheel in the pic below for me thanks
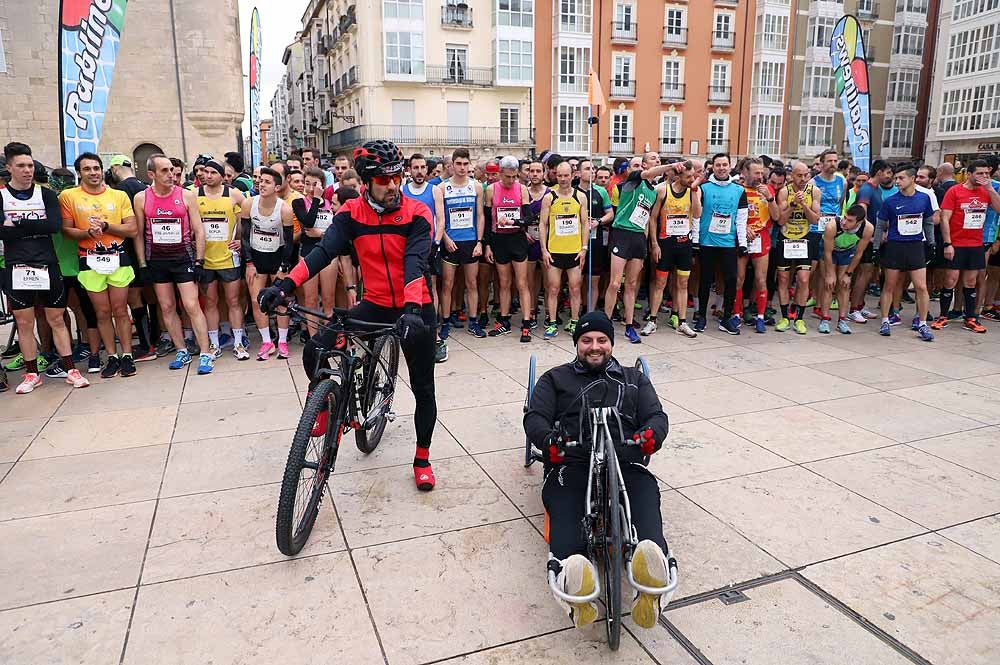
[276,378,341,556]
[356,334,400,454]
[602,447,624,650]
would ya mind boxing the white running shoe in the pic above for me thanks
[555,554,599,629]
[65,369,90,389]
[640,320,657,336]
[233,343,251,361]
[630,540,670,629]
[860,307,877,319]
[676,321,697,338]
[15,372,42,394]
[848,310,867,324]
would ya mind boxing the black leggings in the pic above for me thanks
[65,275,98,329]
[542,461,666,563]
[302,300,438,448]
[697,246,738,319]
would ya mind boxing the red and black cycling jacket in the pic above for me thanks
[288,193,434,308]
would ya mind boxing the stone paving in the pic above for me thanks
[1,316,999,664]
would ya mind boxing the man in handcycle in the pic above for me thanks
[523,310,671,630]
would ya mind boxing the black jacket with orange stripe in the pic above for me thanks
[288,192,433,309]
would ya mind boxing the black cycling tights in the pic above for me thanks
[302,300,437,449]
[542,462,666,563]
[697,246,738,320]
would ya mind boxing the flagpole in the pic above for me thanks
[588,100,594,313]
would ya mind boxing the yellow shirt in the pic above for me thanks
[658,186,692,240]
[283,190,303,236]
[546,189,584,254]
[58,186,135,257]
[198,185,241,270]
[782,184,812,240]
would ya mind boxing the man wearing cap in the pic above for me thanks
[524,310,672,631]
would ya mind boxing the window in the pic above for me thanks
[613,53,634,96]
[938,83,1000,133]
[713,11,735,48]
[882,116,915,150]
[709,116,728,151]
[500,106,521,143]
[753,61,785,104]
[560,0,591,34]
[614,1,634,27]
[710,62,730,101]
[954,0,1000,21]
[807,16,836,48]
[385,31,425,76]
[611,112,632,152]
[892,24,925,56]
[662,57,683,98]
[888,69,920,103]
[799,114,834,148]
[664,7,686,44]
[383,0,422,19]
[498,39,533,82]
[750,114,782,155]
[757,13,789,51]
[558,105,588,151]
[558,46,590,93]
[661,113,682,152]
[498,0,534,28]
[803,64,834,99]
[859,0,877,13]
[861,27,875,59]
[896,0,929,11]
[945,23,1000,77]
[446,45,468,81]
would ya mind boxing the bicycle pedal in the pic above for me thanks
[385,410,396,422]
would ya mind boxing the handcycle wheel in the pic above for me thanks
[602,442,624,650]
[356,334,400,454]
[524,354,537,467]
[276,377,341,556]
[634,356,650,378]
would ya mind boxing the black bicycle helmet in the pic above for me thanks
[353,140,404,182]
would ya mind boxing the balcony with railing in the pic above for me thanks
[712,30,736,51]
[858,1,880,19]
[707,139,730,154]
[327,124,534,151]
[340,5,357,32]
[610,79,636,99]
[709,85,733,104]
[610,136,635,155]
[426,65,493,86]
[754,86,783,104]
[611,21,637,43]
[660,137,684,154]
[716,0,740,5]
[663,27,688,47]
[557,74,588,95]
[442,4,473,28]
[661,82,685,102]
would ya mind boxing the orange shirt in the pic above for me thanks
[58,186,135,256]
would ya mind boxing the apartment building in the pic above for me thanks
[271,76,292,159]
[924,0,1000,165]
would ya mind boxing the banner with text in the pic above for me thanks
[250,7,262,168]
[830,15,872,172]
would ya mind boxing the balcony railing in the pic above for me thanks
[442,4,473,28]
[611,21,637,42]
[425,65,493,86]
[327,124,535,151]
[895,0,928,13]
[610,79,636,99]
[660,137,684,154]
[661,82,685,101]
[712,31,736,50]
[707,139,730,154]
[754,86,783,104]
[858,1,880,19]
[339,6,357,32]
[610,137,635,155]
[347,65,358,88]
[663,27,688,47]
[557,74,588,94]
[709,85,733,104]
[716,0,739,5]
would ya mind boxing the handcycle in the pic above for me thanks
[523,354,678,650]
[274,302,401,556]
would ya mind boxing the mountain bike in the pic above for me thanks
[275,302,400,556]
[523,354,678,650]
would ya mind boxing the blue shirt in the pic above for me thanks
[878,190,935,243]
[984,180,1000,244]
[441,178,479,242]
[857,182,898,227]
[697,180,748,248]
[402,181,436,223]
[811,173,847,232]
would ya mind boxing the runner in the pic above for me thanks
[645,160,700,338]
[134,154,214,373]
[483,156,534,339]
[524,160,549,335]
[774,162,822,334]
[435,148,487,340]
[60,152,140,379]
[198,159,250,360]
[810,150,848,324]
[292,167,342,340]
[821,205,873,334]
[737,157,779,334]
[873,165,936,340]
[692,153,749,335]
[1,142,89,393]
[849,160,897,323]
[241,167,296,359]
[302,147,335,187]
[579,159,613,317]
[538,162,589,338]
[933,160,1000,333]
[270,160,304,355]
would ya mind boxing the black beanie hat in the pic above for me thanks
[573,311,615,346]
[204,160,226,177]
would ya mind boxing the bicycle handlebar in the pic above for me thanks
[278,301,398,334]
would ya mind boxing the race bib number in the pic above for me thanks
[555,214,579,236]
[449,207,473,230]
[11,264,50,291]
[86,251,120,275]
[709,212,732,235]
[527,223,540,241]
[665,215,690,237]
[203,219,229,242]
[783,240,808,259]
[629,205,651,229]
[250,228,280,252]
[314,211,334,232]
[151,219,182,245]
[496,208,520,229]
[748,236,762,254]
[898,213,922,236]
[964,211,986,230]
[818,216,836,232]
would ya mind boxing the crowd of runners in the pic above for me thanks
[2,138,1000,396]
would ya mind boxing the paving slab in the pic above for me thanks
[890,379,1000,425]
[0,418,46,462]
[24,405,177,459]
[732,365,878,403]
[160,430,294,497]
[808,392,983,443]
[908,426,1000,480]
[437,400,527,454]
[811,356,952,391]
[939,515,1000,564]
[663,375,795,419]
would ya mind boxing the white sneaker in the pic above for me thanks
[676,321,697,338]
[860,307,877,319]
[630,540,669,629]
[848,310,867,324]
[65,368,90,389]
[555,554,599,629]
[209,344,222,359]
[233,343,251,361]
[640,320,657,336]
[15,372,42,394]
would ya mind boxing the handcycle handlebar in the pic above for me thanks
[276,301,398,335]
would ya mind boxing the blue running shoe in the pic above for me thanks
[439,322,451,340]
[888,312,902,326]
[219,333,234,349]
[625,325,641,344]
[879,321,891,336]
[169,349,192,370]
[197,353,214,375]
[693,316,707,333]
[754,318,766,334]
[467,321,487,338]
[910,315,921,331]
[918,323,934,342]
[72,343,92,363]
[718,317,740,335]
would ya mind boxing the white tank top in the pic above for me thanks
[249,196,285,252]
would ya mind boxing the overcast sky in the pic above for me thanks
[239,0,309,134]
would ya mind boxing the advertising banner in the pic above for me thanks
[250,7,262,168]
[830,15,872,172]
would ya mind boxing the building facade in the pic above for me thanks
[923,0,1000,165]
[0,0,244,170]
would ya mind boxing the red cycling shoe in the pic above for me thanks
[414,464,436,491]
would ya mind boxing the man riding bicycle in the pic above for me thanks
[259,140,439,491]
[523,311,670,630]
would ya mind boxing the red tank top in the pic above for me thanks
[491,180,523,234]
[144,185,193,261]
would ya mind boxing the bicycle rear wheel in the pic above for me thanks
[276,378,341,556]
[356,334,400,454]
[602,445,624,650]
